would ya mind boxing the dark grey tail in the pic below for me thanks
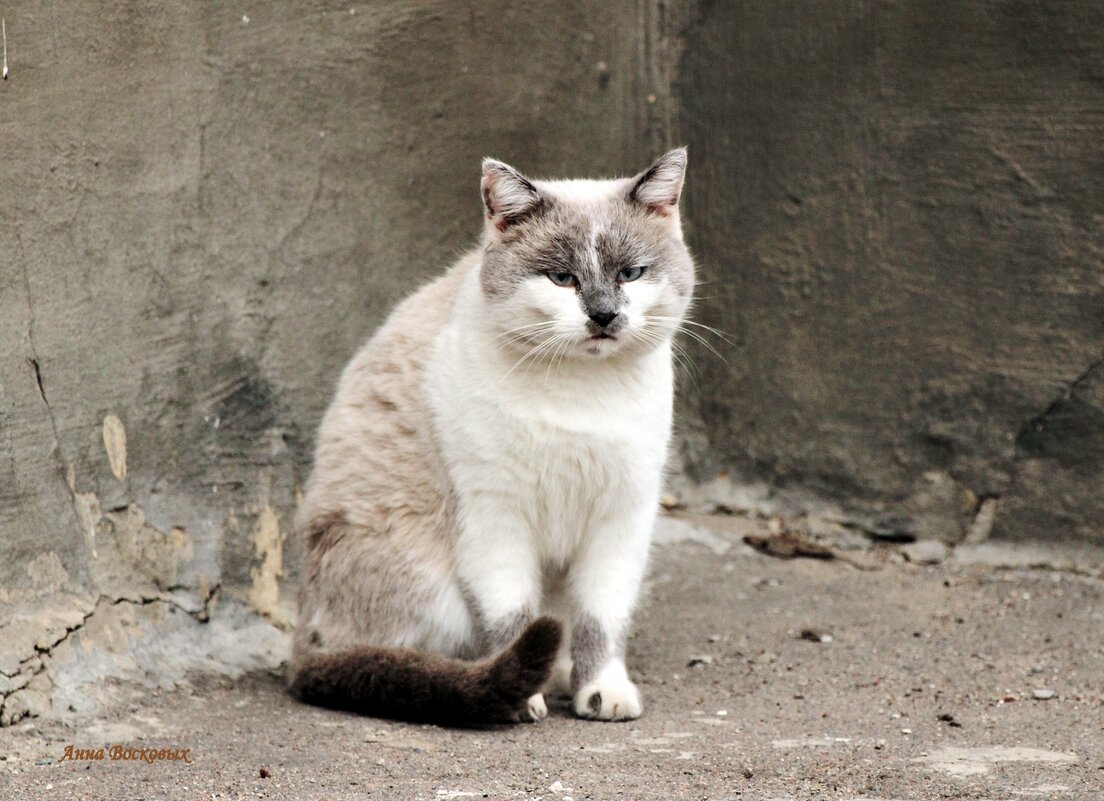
[287,617,563,725]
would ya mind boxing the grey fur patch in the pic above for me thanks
[569,613,609,692]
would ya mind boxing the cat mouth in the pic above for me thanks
[588,333,616,340]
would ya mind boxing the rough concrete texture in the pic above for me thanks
[0,520,1101,800]
[674,1,1104,546]
[0,0,663,725]
[1,0,1103,733]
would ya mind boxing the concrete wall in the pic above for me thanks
[1,0,1101,724]
[674,0,1104,546]
[0,0,663,724]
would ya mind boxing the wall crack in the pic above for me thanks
[1015,353,1104,446]
[0,583,221,726]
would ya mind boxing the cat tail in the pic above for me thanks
[287,617,563,725]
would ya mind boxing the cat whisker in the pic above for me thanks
[495,321,561,349]
[647,316,737,347]
[646,320,728,364]
[503,331,572,380]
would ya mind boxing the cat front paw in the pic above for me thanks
[572,666,643,721]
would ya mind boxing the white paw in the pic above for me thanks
[572,663,643,721]
[525,692,548,721]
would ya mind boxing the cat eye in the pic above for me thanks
[618,266,646,283]
[547,271,577,288]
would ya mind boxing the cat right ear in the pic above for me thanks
[481,159,543,231]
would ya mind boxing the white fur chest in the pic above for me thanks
[426,289,674,564]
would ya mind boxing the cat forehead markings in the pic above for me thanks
[511,180,662,253]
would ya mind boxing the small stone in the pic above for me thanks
[800,628,833,643]
[549,781,564,793]
[1032,688,1056,700]
[901,728,912,735]
[901,539,950,565]
[259,767,271,778]
[687,654,714,667]
[707,634,721,643]
[715,709,728,717]
[751,651,778,666]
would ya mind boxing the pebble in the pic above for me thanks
[901,540,950,565]
[800,628,833,643]
[1033,688,1056,700]
[687,654,714,667]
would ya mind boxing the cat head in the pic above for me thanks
[478,149,694,361]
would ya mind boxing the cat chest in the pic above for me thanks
[473,409,668,546]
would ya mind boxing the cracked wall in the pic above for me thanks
[2,0,1103,727]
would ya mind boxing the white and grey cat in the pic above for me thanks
[288,149,694,724]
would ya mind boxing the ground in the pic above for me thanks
[1,514,1102,801]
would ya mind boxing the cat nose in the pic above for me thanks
[588,310,619,328]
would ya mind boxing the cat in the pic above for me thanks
[287,148,694,724]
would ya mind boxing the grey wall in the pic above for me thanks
[1,0,1101,724]
[0,0,663,723]
[675,1,1104,546]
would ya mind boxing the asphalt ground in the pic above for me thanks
[2,513,1102,800]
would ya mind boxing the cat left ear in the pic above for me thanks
[628,147,687,216]
[481,159,543,231]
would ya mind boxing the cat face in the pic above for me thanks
[479,150,694,361]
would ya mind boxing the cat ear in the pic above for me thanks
[481,159,543,231]
[628,147,687,216]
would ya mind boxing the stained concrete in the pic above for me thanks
[1,0,1103,731]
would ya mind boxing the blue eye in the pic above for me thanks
[618,266,645,283]
[547,272,577,287]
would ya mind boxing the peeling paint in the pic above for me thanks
[102,414,127,481]
[66,465,100,559]
[99,504,193,591]
[247,503,288,626]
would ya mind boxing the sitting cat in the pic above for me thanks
[288,149,694,724]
